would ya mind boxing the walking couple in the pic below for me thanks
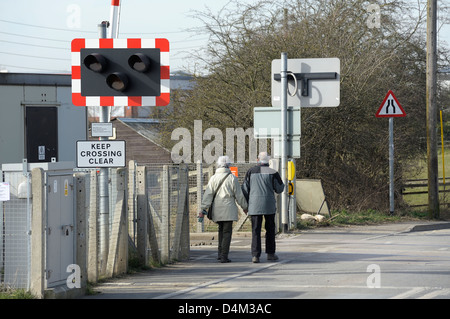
[198,152,285,263]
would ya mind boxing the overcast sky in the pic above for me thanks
[0,0,258,73]
[0,0,449,74]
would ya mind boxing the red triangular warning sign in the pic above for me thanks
[376,90,406,118]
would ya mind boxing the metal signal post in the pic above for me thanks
[98,21,111,276]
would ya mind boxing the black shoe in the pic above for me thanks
[267,254,279,261]
[220,257,231,263]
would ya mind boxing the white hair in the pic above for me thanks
[258,152,270,164]
[216,155,231,168]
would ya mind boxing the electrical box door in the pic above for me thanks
[46,174,74,288]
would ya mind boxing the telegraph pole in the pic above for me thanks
[426,0,440,219]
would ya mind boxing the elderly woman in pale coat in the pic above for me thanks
[199,156,248,263]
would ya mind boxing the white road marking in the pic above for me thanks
[153,259,290,299]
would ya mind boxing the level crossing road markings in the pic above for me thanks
[390,287,450,299]
[152,259,290,299]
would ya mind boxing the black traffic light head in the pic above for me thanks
[80,48,161,96]
[128,53,151,72]
[106,72,129,91]
[84,53,107,72]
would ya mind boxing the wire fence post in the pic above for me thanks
[30,168,45,299]
[197,161,204,233]
[161,165,171,264]
[87,170,98,283]
[136,165,148,266]
[74,172,87,290]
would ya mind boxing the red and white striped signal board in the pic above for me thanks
[71,38,170,107]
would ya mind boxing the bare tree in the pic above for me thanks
[153,0,450,211]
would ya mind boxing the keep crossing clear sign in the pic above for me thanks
[77,140,126,168]
[375,90,406,118]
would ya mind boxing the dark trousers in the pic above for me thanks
[218,221,233,258]
[251,214,276,257]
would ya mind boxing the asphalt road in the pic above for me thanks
[86,221,450,301]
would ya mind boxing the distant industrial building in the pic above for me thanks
[0,72,193,167]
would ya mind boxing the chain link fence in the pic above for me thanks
[1,170,32,290]
[137,162,256,234]
[1,161,261,294]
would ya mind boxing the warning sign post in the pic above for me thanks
[376,90,406,215]
[77,140,126,168]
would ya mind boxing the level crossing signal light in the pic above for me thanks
[82,48,160,95]
[83,52,155,92]
[71,38,170,107]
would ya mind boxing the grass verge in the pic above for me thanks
[297,209,431,229]
[0,286,35,299]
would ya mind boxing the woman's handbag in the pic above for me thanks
[207,173,230,220]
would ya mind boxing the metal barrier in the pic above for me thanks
[0,161,258,297]
[0,170,31,290]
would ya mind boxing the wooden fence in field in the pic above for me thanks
[402,178,450,209]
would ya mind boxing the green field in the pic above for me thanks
[403,145,450,212]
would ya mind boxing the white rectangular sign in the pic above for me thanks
[254,106,301,138]
[0,182,10,201]
[253,106,301,158]
[272,58,340,107]
[77,140,126,168]
[273,137,300,159]
[91,123,113,137]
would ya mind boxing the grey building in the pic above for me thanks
[0,72,194,166]
[0,73,87,166]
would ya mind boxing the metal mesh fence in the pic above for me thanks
[138,164,188,261]
[74,167,126,274]
[1,170,31,290]
[137,162,255,236]
[0,162,259,291]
